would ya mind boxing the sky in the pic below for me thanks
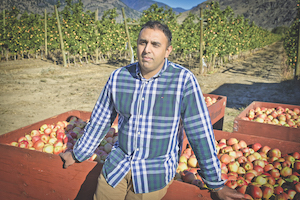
[155,0,206,10]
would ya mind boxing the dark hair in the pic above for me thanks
[140,20,172,46]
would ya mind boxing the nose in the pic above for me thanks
[143,43,150,54]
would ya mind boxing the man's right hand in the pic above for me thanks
[59,151,75,169]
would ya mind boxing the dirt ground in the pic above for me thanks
[1,41,300,136]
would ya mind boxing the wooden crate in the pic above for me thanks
[233,101,300,143]
[1,110,299,200]
[203,93,227,130]
[0,110,210,200]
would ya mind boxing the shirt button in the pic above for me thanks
[142,97,144,100]
[136,148,139,151]
[140,115,142,118]
[138,132,140,134]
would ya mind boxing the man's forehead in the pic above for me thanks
[139,28,167,41]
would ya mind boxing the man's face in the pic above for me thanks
[137,27,172,79]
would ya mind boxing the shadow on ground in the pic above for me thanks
[209,79,300,109]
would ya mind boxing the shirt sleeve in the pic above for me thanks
[72,73,117,162]
[180,72,225,189]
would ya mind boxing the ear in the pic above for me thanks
[164,45,173,58]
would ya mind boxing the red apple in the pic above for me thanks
[33,140,45,151]
[225,180,238,189]
[30,130,41,137]
[263,163,274,172]
[220,154,231,165]
[227,138,238,146]
[261,185,274,199]
[247,184,262,199]
[53,146,63,155]
[295,182,300,193]
[18,140,29,148]
[236,184,248,194]
[293,151,300,159]
[40,134,50,144]
[238,140,248,149]
[270,168,280,178]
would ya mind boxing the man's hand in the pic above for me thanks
[216,185,246,200]
[59,151,75,169]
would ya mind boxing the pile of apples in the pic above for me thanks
[242,106,300,128]
[176,138,300,199]
[204,96,217,107]
[9,116,118,163]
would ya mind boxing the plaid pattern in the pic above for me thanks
[73,58,225,193]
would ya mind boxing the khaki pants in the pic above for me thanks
[93,170,173,200]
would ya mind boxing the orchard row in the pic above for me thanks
[0,1,281,65]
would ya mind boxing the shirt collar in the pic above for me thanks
[136,58,169,80]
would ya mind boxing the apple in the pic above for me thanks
[220,154,231,165]
[261,185,274,199]
[10,141,18,147]
[253,165,264,175]
[237,156,248,164]
[225,180,238,189]
[245,172,256,181]
[243,194,253,200]
[39,124,49,132]
[263,163,274,172]
[53,146,63,155]
[221,173,228,181]
[30,130,40,137]
[251,143,262,152]
[238,140,248,149]
[253,160,265,168]
[42,144,54,154]
[295,182,300,193]
[280,166,292,177]
[269,168,280,178]
[228,161,239,173]
[56,129,65,140]
[50,131,57,138]
[236,184,248,194]
[18,136,27,143]
[273,161,282,170]
[48,137,58,145]
[187,155,198,168]
[267,176,276,185]
[221,163,228,174]
[232,143,241,151]
[268,148,281,158]
[33,140,45,151]
[237,166,246,175]
[295,160,300,171]
[44,127,52,135]
[274,186,284,195]
[252,152,262,160]
[247,184,262,199]
[24,134,32,141]
[288,174,299,182]
[18,140,29,148]
[293,151,300,159]
[40,134,50,143]
[253,175,267,185]
[242,161,254,171]
[177,162,188,172]
[276,178,286,187]
[246,154,256,163]
[227,138,238,146]
[286,189,297,200]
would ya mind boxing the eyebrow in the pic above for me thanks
[139,39,161,46]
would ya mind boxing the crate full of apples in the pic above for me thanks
[7,115,118,163]
[234,101,300,143]
[177,130,300,200]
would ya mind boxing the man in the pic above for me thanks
[60,20,245,200]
